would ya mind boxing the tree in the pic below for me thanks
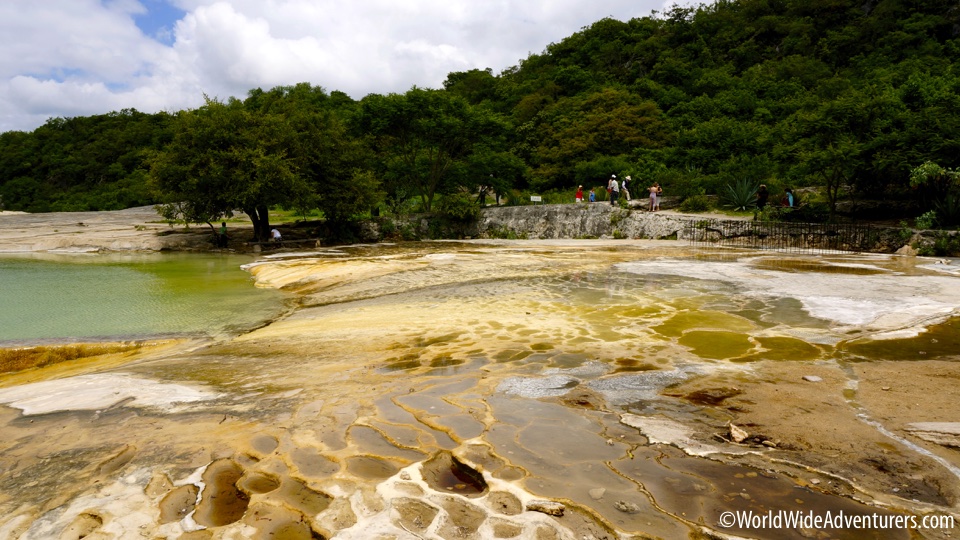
[0,110,170,212]
[910,161,959,197]
[910,161,960,225]
[457,147,527,205]
[778,82,891,218]
[149,97,311,240]
[243,83,374,229]
[354,88,508,212]
[443,68,500,105]
[523,88,669,191]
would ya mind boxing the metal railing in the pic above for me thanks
[684,219,881,254]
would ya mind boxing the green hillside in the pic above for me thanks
[1,0,958,234]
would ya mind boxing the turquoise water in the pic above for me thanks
[0,253,288,344]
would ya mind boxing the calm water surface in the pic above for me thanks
[1,243,959,539]
[0,252,288,344]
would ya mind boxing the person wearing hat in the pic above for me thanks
[608,174,620,206]
[575,185,584,203]
[621,176,631,201]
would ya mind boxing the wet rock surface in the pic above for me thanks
[0,238,959,539]
[422,451,489,497]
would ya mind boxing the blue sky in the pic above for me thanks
[134,0,186,43]
[0,0,685,133]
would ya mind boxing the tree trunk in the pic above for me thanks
[244,206,272,241]
[821,169,842,222]
[257,204,271,241]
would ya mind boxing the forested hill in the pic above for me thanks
[1,0,958,231]
[468,0,960,207]
[0,110,175,212]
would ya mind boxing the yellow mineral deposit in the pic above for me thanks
[1,240,959,539]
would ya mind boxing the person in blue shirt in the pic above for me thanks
[589,189,596,203]
[782,188,795,207]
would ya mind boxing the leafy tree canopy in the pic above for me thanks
[3,0,960,230]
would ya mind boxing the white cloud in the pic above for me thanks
[0,0,674,132]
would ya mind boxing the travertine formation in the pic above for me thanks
[0,216,959,539]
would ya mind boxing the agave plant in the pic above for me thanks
[934,193,960,226]
[722,179,759,211]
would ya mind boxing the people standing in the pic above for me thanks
[589,189,596,203]
[648,182,659,211]
[621,176,631,201]
[756,184,769,209]
[217,222,228,248]
[655,183,662,211]
[608,175,620,206]
[575,185,584,203]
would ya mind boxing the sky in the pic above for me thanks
[0,0,691,134]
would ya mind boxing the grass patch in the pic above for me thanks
[0,343,143,374]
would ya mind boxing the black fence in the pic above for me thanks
[684,219,882,254]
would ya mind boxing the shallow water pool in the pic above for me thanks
[0,252,288,344]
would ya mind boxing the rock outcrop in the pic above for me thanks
[473,203,696,240]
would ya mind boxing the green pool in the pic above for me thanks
[0,252,288,344]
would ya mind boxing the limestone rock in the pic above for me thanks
[802,375,823,382]
[475,204,688,240]
[526,499,565,516]
[729,423,749,443]
[896,244,918,256]
[620,413,727,456]
[905,423,960,448]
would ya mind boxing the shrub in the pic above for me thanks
[486,225,526,239]
[754,206,778,222]
[400,223,419,241]
[379,218,397,238]
[918,232,960,257]
[898,221,914,242]
[653,166,704,200]
[915,210,938,230]
[781,201,829,223]
[932,233,960,256]
[679,193,711,213]
[436,193,480,223]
